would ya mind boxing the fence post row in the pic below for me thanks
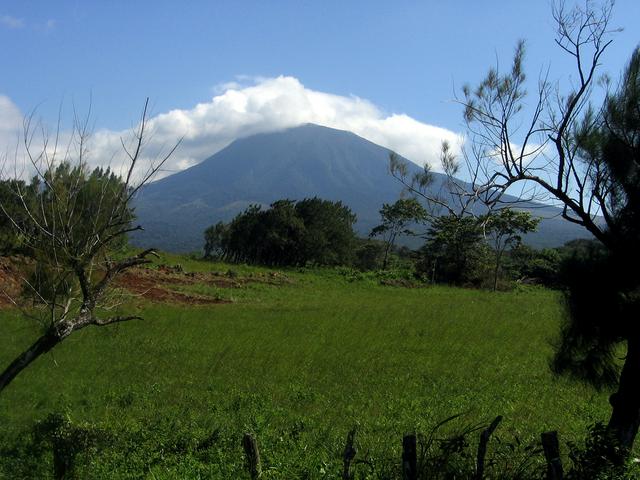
[240,422,567,479]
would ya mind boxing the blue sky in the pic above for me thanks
[1,1,639,176]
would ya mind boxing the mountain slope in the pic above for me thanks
[132,124,591,252]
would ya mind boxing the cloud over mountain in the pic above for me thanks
[1,77,461,181]
[145,76,462,178]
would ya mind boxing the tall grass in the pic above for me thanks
[0,256,613,478]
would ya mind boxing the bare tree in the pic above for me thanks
[389,140,493,221]
[0,99,180,394]
[459,1,618,240]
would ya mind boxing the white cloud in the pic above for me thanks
[0,14,24,29]
[1,77,463,182]
[0,95,22,133]
[0,95,23,160]
[138,76,462,180]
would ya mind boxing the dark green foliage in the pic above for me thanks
[371,198,427,269]
[21,164,133,306]
[600,48,640,239]
[26,264,74,306]
[417,215,488,285]
[558,239,608,260]
[0,178,38,255]
[509,245,563,287]
[203,221,228,259]
[295,197,357,266]
[352,238,386,271]
[1,163,133,261]
[553,48,640,391]
[203,197,357,267]
[485,209,540,290]
[1,164,135,306]
[566,422,640,479]
[552,244,623,388]
[36,163,133,255]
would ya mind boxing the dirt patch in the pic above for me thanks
[0,258,291,307]
[115,270,231,305]
[114,265,291,305]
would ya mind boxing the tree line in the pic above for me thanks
[203,197,357,266]
[202,194,611,296]
[0,165,131,257]
[202,195,568,292]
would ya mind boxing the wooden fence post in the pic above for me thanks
[242,433,262,479]
[342,427,357,480]
[52,441,69,480]
[402,434,417,480]
[475,415,503,480]
[541,431,563,480]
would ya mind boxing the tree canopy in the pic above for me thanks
[204,197,357,267]
[370,198,427,269]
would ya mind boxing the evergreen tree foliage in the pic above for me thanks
[203,197,356,267]
[554,48,640,395]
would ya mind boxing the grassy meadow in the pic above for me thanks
[0,253,614,478]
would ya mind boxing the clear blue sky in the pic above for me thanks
[1,0,639,166]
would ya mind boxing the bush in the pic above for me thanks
[566,422,640,479]
[510,245,563,287]
[352,238,386,271]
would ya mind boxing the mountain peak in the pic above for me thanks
[132,125,592,252]
[134,125,420,251]
[239,122,361,142]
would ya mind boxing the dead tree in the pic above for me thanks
[0,99,180,395]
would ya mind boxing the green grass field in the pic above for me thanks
[0,253,615,478]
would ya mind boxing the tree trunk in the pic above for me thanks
[383,232,396,270]
[0,329,62,394]
[493,251,502,292]
[607,335,640,453]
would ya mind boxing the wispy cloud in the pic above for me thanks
[1,77,463,182]
[0,95,23,142]
[0,14,24,29]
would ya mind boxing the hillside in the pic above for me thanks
[132,124,592,252]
